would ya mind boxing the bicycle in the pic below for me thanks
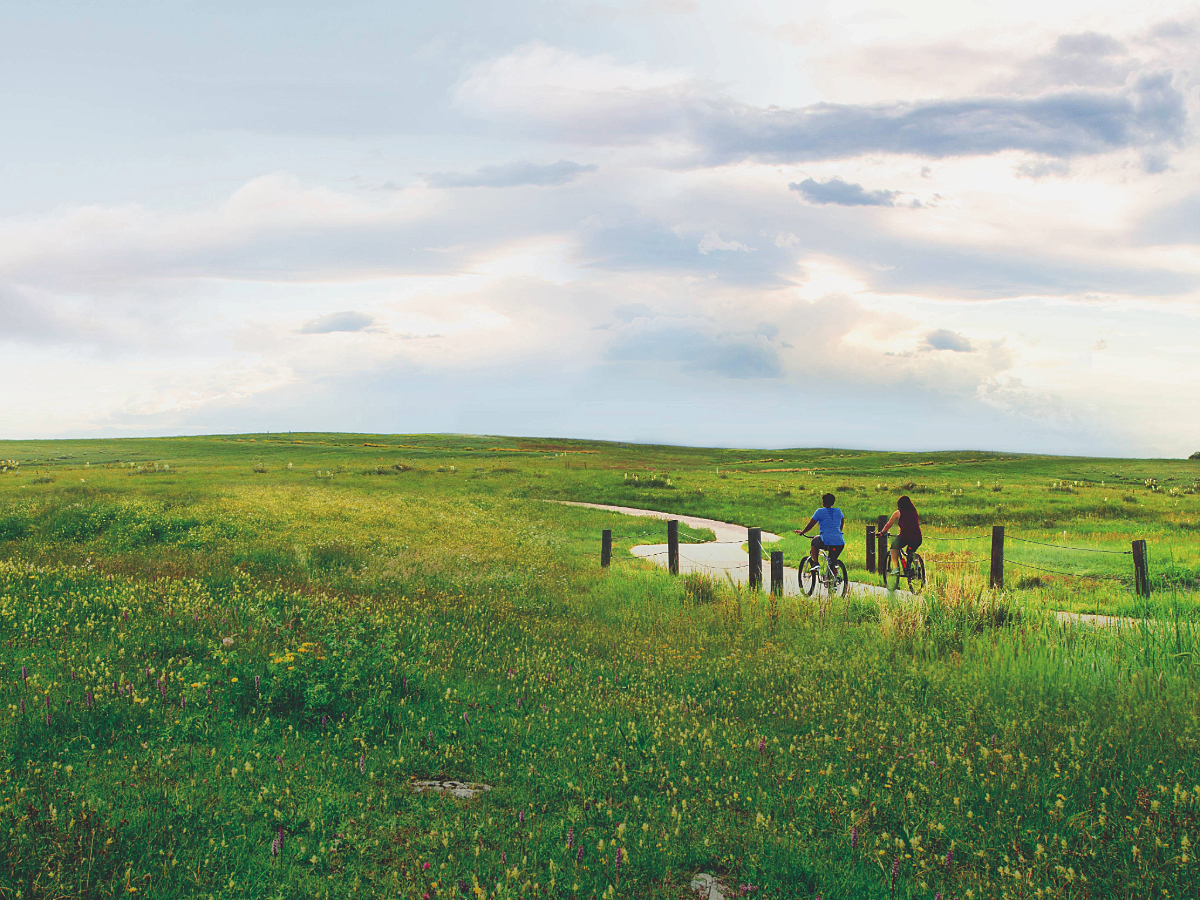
[799,546,848,599]
[878,534,925,593]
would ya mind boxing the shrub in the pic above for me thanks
[1190,451,1200,460]
[253,462,269,474]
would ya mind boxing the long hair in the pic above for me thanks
[897,495,916,514]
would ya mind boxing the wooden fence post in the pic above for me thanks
[1132,539,1150,597]
[601,529,612,568]
[668,520,679,576]
[989,525,1005,590]
[770,551,784,596]
[866,525,876,574]
[748,528,762,591]
[876,514,889,576]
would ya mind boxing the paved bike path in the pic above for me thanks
[554,501,888,599]
[554,501,1135,625]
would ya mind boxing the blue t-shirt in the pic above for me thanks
[812,507,844,545]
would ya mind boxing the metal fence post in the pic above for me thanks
[748,528,762,590]
[601,529,612,568]
[866,524,876,574]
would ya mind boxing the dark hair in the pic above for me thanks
[821,492,835,508]
[898,495,916,514]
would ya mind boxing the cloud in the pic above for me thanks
[1014,158,1071,179]
[298,311,376,334]
[790,177,898,207]
[457,44,1188,164]
[697,231,750,254]
[924,329,974,352]
[426,159,597,188]
[607,316,784,378]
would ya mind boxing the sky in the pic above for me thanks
[3,0,1200,456]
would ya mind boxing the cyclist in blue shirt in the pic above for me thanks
[795,492,845,567]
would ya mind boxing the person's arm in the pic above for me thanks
[879,511,899,533]
[794,516,817,536]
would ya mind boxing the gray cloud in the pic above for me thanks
[694,71,1185,164]
[427,159,597,188]
[462,47,1187,165]
[924,329,974,352]
[298,311,375,334]
[790,177,898,207]
[608,317,784,378]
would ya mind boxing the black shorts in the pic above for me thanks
[811,537,844,556]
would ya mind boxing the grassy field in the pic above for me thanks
[0,433,1198,899]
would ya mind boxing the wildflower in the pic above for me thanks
[85,691,93,710]
[254,675,261,694]
[890,856,899,889]
[945,848,953,870]
[990,734,996,750]
[576,846,584,863]
[502,851,507,865]
[567,826,574,849]
[757,738,766,754]
[850,826,858,849]
[206,687,211,701]
[615,847,622,879]
[21,665,27,682]
[45,712,51,726]
[358,755,366,775]
[463,710,470,726]
[271,828,283,857]
[422,862,431,871]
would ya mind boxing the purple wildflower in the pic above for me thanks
[501,851,507,865]
[358,754,366,775]
[945,848,953,870]
[567,826,574,849]
[271,828,283,858]
[206,687,211,701]
[459,881,469,894]
[321,715,329,728]
[890,856,899,889]
[990,734,996,750]
[45,712,51,726]
[276,754,283,765]
[85,691,93,710]
[518,810,525,825]
[20,665,27,682]
[517,698,522,709]
[935,894,942,900]
[850,826,858,849]
[180,695,186,709]
[463,710,469,726]
[615,848,622,879]
[757,738,766,754]
[254,675,261,694]
[20,699,25,713]
[576,846,584,863]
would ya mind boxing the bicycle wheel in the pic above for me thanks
[878,548,893,587]
[798,557,818,596]
[906,554,926,593]
[829,559,848,599]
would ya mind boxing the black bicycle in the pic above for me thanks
[878,534,925,593]
[799,546,848,599]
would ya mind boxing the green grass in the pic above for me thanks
[0,433,1198,899]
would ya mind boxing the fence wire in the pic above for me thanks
[1008,535,1131,555]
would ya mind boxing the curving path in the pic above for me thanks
[554,500,887,599]
[555,501,1132,624]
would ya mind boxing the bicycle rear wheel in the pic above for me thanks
[798,558,818,596]
[907,554,926,593]
[829,559,848,599]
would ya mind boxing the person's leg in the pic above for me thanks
[809,537,821,563]
[888,535,902,573]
